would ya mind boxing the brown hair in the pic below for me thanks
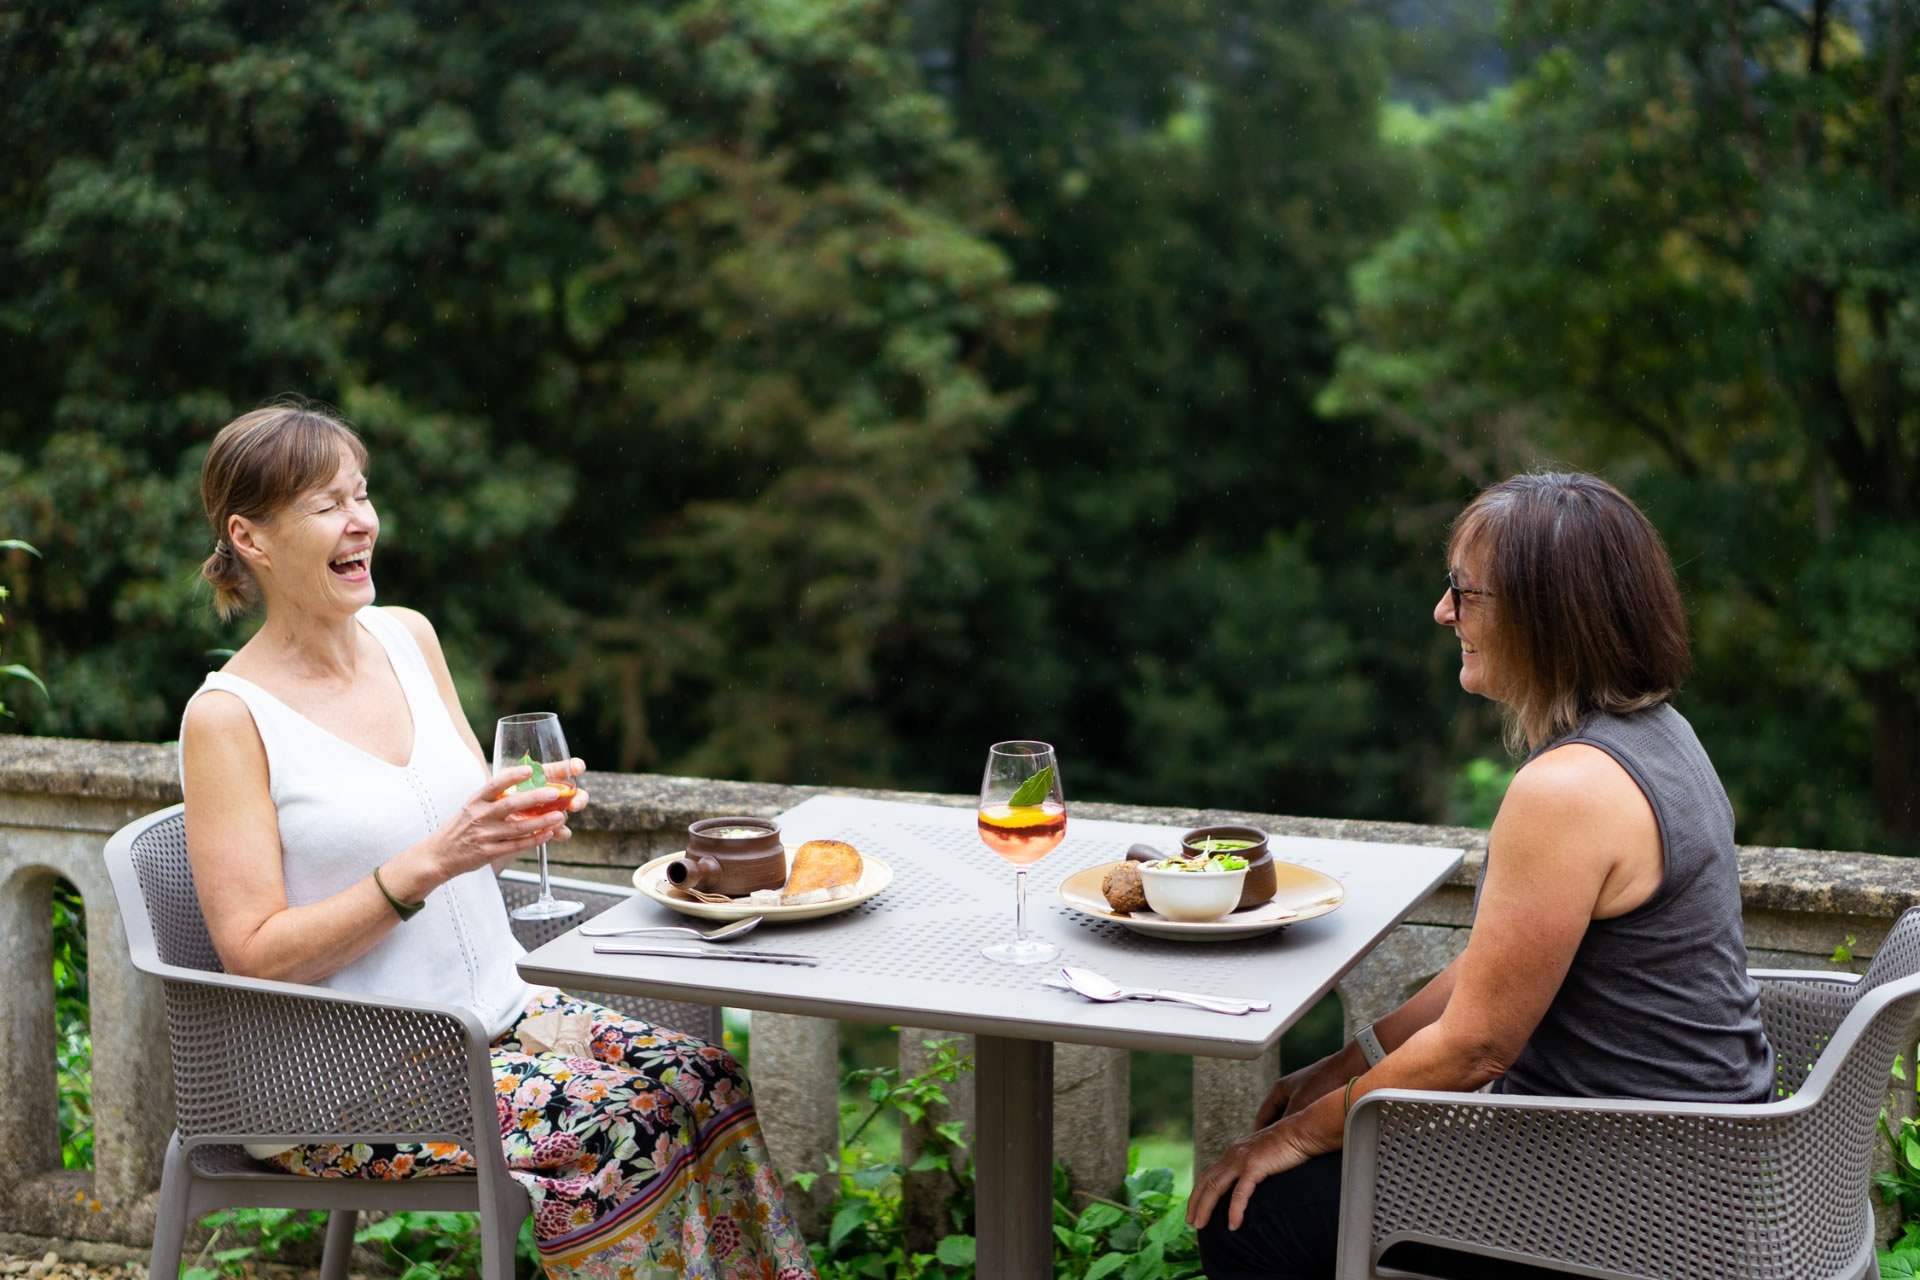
[1449,472,1691,752]
[200,402,367,620]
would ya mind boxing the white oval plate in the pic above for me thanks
[631,848,893,923]
[1057,860,1345,941]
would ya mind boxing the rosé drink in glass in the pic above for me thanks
[978,740,1065,964]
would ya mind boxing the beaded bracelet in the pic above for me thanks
[373,865,425,922]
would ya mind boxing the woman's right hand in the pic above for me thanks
[421,765,573,882]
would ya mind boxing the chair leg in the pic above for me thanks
[481,1171,533,1280]
[318,1209,357,1280]
[481,1209,528,1280]
[148,1134,192,1280]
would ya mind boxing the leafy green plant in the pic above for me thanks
[804,1036,1202,1279]
[0,537,45,718]
[1051,1155,1203,1280]
[181,1207,542,1280]
[804,1035,977,1279]
[1883,1219,1920,1278]
[51,876,91,1169]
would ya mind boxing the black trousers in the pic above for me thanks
[1195,1152,1570,1279]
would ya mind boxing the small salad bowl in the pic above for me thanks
[1137,856,1250,922]
[1180,825,1275,910]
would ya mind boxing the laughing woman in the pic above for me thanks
[1188,473,1772,1279]
[179,403,813,1280]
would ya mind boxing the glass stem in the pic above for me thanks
[537,841,553,901]
[1014,867,1028,942]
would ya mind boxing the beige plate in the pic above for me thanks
[631,847,893,923]
[1057,860,1346,941]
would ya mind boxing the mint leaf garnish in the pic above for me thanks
[1007,765,1054,807]
[514,750,548,791]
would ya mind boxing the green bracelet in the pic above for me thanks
[373,865,426,922]
[1343,1075,1360,1117]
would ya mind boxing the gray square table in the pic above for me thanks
[516,794,1463,1278]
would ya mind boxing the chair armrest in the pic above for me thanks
[1749,968,1861,985]
[156,965,499,1151]
[1337,1088,1799,1278]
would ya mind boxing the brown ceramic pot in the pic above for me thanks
[1181,825,1275,910]
[665,817,787,896]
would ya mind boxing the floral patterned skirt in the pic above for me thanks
[259,990,815,1280]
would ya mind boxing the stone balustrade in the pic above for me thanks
[2,735,1914,1257]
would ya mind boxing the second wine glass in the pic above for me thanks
[494,712,583,921]
[977,740,1065,964]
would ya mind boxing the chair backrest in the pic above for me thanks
[104,804,224,975]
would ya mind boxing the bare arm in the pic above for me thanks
[1253,951,1465,1127]
[1192,743,1661,1230]
[182,689,571,984]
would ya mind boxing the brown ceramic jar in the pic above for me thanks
[665,817,787,897]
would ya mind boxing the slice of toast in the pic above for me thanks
[782,839,864,905]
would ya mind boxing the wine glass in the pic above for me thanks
[494,712,584,921]
[977,740,1066,965]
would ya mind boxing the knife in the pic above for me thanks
[592,943,820,966]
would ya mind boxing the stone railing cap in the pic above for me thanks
[5,735,1912,916]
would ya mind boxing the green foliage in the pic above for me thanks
[807,1036,1201,1280]
[0,0,1040,788]
[182,1208,329,1280]
[882,0,1436,821]
[808,1036,976,1278]
[1323,0,1920,851]
[51,877,91,1170]
[0,538,45,719]
[182,1207,542,1280]
[1051,1157,1203,1280]
[1882,1221,1920,1280]
[1448,758,1515,830]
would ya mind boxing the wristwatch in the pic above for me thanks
[1354,1021,1387,1067]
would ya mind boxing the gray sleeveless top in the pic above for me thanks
[1482,704,1774,1102]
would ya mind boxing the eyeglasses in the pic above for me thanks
[1447,569,1494,617]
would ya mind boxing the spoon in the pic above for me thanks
[580,916,764,942]
[1057,966,1269,1016]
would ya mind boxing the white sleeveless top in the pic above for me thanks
[180,606,536,1040]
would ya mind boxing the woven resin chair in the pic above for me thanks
[105,805,720,1280]
[1336,905,1920,1279]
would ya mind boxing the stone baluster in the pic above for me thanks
[750,1012,840,1238]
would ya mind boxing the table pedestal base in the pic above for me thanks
[975,1035,1055,1278]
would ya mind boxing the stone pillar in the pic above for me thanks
[0,862,60,1179]
[1192,1047,1280,1174]
[750,1013,839,1238]
[1335,924,1470,1035]
[1053,1044,1128,1203]
[79,845,174,1205]
[899,1028,974,1253]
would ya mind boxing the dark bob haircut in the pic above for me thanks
[1449,472,1690,751]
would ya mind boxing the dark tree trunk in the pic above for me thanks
[1859,669,1920,845]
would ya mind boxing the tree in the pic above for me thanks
[1323,0,1920,850]
[0,0,1043,781]
[876,0,1444,819]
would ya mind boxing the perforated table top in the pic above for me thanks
[517,795,1464,1060]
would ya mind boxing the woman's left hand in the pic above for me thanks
[1185,1120,1325,1232]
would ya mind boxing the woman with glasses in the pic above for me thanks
[1189,473,1772,1279]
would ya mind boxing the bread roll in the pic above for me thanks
[782,839,864,905]
[1102,861,1148,913]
